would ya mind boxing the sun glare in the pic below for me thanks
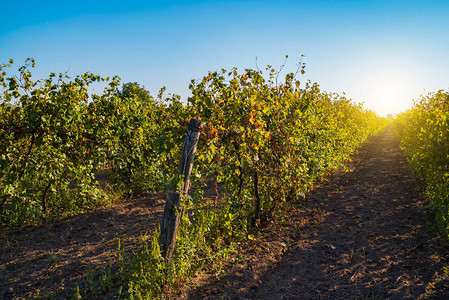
[354,60,417,117]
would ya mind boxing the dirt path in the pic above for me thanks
[0,192,166,299]
[183,125,449,299]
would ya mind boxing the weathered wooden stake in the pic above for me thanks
[159,118,203,266]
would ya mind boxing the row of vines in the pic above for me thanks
[394,90,449,238]
[1,58,388,297]
[0,58,187,227]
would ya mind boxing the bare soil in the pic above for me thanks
[1,125,449,299]
[0,192,166,299]
[182,125,449,299]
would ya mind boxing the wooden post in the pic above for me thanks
[159,118,203,266]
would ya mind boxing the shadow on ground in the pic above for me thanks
[0,192,165,299]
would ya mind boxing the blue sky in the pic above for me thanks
[2,0,449,116]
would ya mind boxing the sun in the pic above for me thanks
[357,61,416,117]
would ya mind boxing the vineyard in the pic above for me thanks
[0,58,387,229]
[1,58,449,299]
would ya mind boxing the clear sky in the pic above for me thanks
[2,0,448,116]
